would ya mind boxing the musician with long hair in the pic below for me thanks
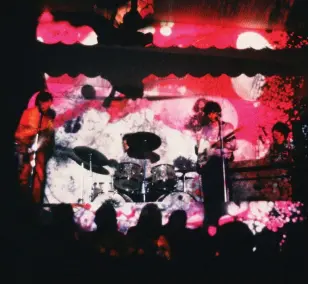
[186,98,208,132]
[15,91,55,204]
[197,101,236,228]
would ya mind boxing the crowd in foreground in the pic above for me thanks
[1,200,307,284]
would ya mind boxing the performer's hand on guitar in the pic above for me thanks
[212,141,221,149]
[39,121,54,135]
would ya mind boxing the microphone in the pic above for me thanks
[216,113,222,121]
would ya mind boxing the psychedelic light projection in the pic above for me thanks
[36,10,308,49]
[34,11,306,231]
[27,72,304,231]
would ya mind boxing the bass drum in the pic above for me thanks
[157,192,196,210]
[186,172,203,202]
[90,192,133,211]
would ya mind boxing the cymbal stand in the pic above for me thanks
[141,159,147,202]
[110,173,117,195]
[182,173,186,193]
[78,162,85,204]
[218,119,229,202]
[89,153,93,203]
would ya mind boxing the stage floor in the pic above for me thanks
[68,198,304,235]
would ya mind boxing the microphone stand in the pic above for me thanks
[218,118,229,203]
[141,159,147,202]
[29,112,44,203]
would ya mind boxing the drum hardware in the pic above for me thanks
[114,162,143,193]
[90,182,102,202]
[79,162,85,204]
[70,146,119,203]
[174,171,203,202]
[141,159,147,202]
[72,146,111,175]
[91,174,121,202]
[151,164,177,192]
[124,132,162,201]
[157,192,196,210]
[174,167,198,192]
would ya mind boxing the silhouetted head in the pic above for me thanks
[167,210,187,231]
[216,221,255,257]
[52,203,74,226]
[137,203,162,234]
[255,228,281,255]
[51,204,76,239]
[94,202,118,233]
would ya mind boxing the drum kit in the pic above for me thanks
[70,132,203,208]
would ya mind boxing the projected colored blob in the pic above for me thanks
[36,11,308,49]
[71,200,304,235]
[25,73,299,206]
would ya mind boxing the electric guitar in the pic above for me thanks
[197,127,242,168]
[15,121,55,167]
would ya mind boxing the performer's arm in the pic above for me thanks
[223,123,237,152]
[15,110,39,142]
[211,124,237,157]
[224,136,237,152]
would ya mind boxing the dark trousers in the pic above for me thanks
[200,156,230,225]
[15,144,48,205]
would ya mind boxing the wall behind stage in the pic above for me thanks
[27,73,303,204]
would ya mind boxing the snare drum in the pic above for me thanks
[151,164,177,191]
[114,162,143,193]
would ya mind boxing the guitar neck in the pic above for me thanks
[209,129,237,149]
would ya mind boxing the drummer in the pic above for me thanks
[119,134,153,177]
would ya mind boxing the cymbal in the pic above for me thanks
[126,132,161,153]
[88,164,110,175]
[127,150,160,163]
[72,146,110,175]
[72,158,110,175]
[74,146,109,166]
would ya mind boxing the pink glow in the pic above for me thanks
[36,11,308,49]
[72,201,304,234]
[208,225,217,236]
[36,73,301,164]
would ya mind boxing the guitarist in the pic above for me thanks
[196,101,236,228]
[15,91,55,204]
